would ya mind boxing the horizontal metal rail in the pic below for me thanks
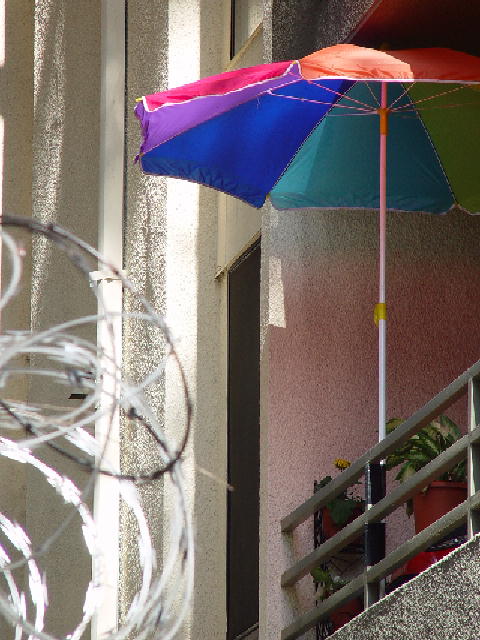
[281,492,480,640]
[282,574,364,640]
[281,358,480,534]
[281,427,480,587]
[280,361,480,640]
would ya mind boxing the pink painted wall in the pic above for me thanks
[260,207,480,637]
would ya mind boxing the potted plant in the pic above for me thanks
[317,459,364,539]
[311,566,362,631]
[386,415,467,533]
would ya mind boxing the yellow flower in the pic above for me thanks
[334,458,351,470]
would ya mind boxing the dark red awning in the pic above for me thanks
[350,0,480,56]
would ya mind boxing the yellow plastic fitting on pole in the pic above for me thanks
[374,302,386,327]
[377,107,389,135]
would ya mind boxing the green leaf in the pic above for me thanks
[413,432,441,460]
[447,459,467,482]
[396,463,417,483]
[437,415,462,440]
[404,451,430,467]
[317,475,332,489]
[387,414,464,515]
[327,497,362,526]
[386,418,404,434]
[385,453,406,470]
[311,567,331,584]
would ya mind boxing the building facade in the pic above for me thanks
[2,1,480,639]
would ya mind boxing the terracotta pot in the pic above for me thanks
[329,597,363,631]
[321,506,363,539]
[413,481,467,534]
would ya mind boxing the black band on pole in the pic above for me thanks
[366,461,386,506]
[364,462,386,568]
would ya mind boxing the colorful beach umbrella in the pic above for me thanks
[135,44,480,441]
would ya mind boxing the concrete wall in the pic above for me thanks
[168,3,230,636]
[123,1,232,637]
[28,1,101,636]
[264,0,377,61]
[217,18,263,275]
[121,0,169,623]
[4,2,258,638]
[0,1,256,637]
[0,2,34,637]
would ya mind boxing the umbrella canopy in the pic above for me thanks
[136,44,480,213]
[135,44,480,440]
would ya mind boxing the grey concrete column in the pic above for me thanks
[0,2,34,637]
[28,1,100,635]
[120,0,169,626]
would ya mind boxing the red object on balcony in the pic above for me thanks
[404,547,455,574]
[321,507,363,539]
[413,481,467,534]
[330,597,363,631]
[389,546,457,593]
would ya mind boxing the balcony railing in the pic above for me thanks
[280,359,480,640]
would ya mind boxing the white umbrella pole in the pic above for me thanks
[377,81,388,442]
[364,83,389,603]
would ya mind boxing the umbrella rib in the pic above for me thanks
[364,82,380,106]
[392,84,468,111]
[391,101,480,112]
[267,91,375,111]
[327,111,378,116]
[388,82,414,109]
[307,81,375,109]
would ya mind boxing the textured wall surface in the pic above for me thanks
[264,0,319,61]
[121,0,169,624]
[314,0,378,49]
[123,1,230,638]
[28,1,101,635]
[192,2,231,637]
[218,20,263,273]
[0,2,33,638]
[333,534,480,640]
[260,205,480,638]
[263,0,377,61]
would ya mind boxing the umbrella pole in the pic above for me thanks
[377,81,388,442]
[364,82,389,608]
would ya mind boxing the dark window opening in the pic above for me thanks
[227,241,260,640]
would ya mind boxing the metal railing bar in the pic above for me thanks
[281,429,478,587]
[365,431,471,520]
[281,510,366,587]
[469,488,480,511]
[368,490,480,587]
[282,491,480,640]
[281,456,365,533]
[468,379,480,537]
[471,426,480,444]
[281,362,480,533]
[233,622,259,640]
[366,499,470,584]
[280,574,364,640]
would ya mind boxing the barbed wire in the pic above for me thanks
[0,215,193,639]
